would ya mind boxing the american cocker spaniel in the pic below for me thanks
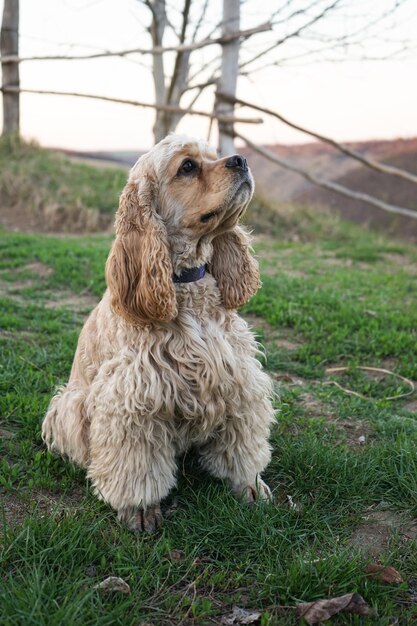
[42,135,275,532]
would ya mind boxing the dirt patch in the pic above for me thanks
[23,262,53,278]
[403,399,417,413]
[0,202,112,234]
[334,417,372,447]
[0,278,27,303]
[244,314,304,351]
[0,490,29,528]
[0,427,15,439]
[271,372,308,387]
[45,291,99,313]
[383,253,417,274]
[275,338,302,350]
[261,263,308,279]
[0,486,84,529]
[349,510,417,557]
[0,277,98,315]
[0,329,35,341]
[299,392,332,417]
[299,392,372,445]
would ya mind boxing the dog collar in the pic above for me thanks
[173,264,207,284]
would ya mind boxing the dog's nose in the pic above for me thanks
[225,154,248,171]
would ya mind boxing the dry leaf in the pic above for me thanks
[221,606,262,625]
[297,592,371,624]
[166,549,185,562]
[93,576,131,594]
[365,563,404,585]
[85,565,98,577]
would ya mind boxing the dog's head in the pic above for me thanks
[106,134,260,326]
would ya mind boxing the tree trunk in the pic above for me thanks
[149,0,168,143]
[1,0,20,136]
[216,0,240,156]
[149,0,192,143]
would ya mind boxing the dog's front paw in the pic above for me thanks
[118,504,163,532]
[233,477,272,503]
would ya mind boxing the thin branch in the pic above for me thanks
[0,22,272,63]
[233,131,417,220]
[0,86,263,123]
[166,0,192,104]
[239,0,343,72]
[325,366,415,401]
[271,0,328,29]
[243,38,417,71]
[219,94,417,186]
[191,0,210,43]
[305,0,410,46]
[185,52,221,89]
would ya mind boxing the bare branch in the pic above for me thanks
[166,0,192,104]
[233,131,417,220]
[271,0,328,29]
[220,93,417,186]
[239,0,343,72]
[304,0,410,46]
[0,22,272,63]
[185,53,221,89]
[0,86,263,123]
[191,0,210,42]
[243,37,417,72]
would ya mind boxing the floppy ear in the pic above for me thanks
[105,179,177,326]
[209,225,260,309]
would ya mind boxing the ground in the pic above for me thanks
[1,205,417,625]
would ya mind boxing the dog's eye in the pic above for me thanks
[200,210,219,223]
[178,159,198,175]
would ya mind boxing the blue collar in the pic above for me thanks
[173,264,207,284]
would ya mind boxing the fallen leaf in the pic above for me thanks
[85,565,98,577]
[93,576,131,594]
[165,549,185,562]
[221,606,262,625]
[297,592,371,624]
[365,563,404,585]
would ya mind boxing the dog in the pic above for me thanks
[42,134,275,532]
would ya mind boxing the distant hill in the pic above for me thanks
[241,137,417,241]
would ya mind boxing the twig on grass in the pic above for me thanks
[324,366,415,401]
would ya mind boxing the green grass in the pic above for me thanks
[0,136,127,224]
[1,206,417,624]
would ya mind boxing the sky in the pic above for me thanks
[1,0,417,151]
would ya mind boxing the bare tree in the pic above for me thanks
[141,0,194,142]
[135,0,412,148]
[1,0,19,136]
[137,0,271,145]
[216,0,240,155]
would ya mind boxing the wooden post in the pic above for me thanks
[1,0,20,136]
[216,0,240,156]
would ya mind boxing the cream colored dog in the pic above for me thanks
[42,135,275,532]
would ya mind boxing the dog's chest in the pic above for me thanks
[164,311,255,439]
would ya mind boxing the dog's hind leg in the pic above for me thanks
[42,383,90,467]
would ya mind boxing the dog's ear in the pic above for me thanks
[105,179,177,325]
[209,225,260,309]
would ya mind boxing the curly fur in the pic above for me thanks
[42,134,275,528]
